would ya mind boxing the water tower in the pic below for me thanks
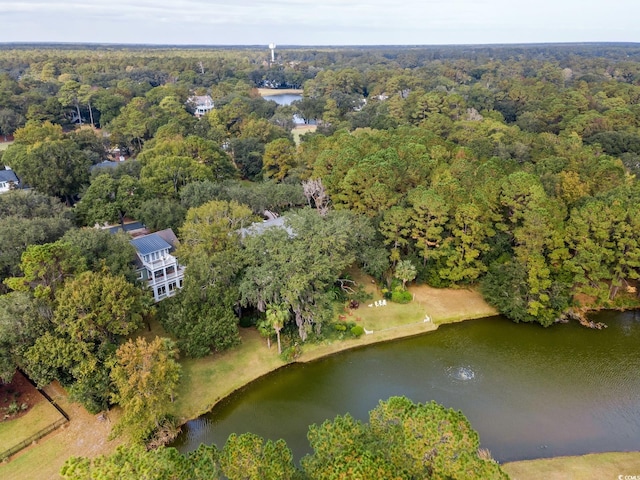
[269,43,276,63]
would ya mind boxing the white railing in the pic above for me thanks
[141,254,178,270]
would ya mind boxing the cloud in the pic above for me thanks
[1,0,639,44]
[1,0,490,28]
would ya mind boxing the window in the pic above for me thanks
[179,279,183,288]
[154,269,165,280]
[166,265,175,276]
[157,285,166,297]
[169,282,177,292]
[143,255,149,263]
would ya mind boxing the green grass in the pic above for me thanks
[0,401,65,457]
[353,299,427,332]
[169,291,431,423]
[133,317,286,422]
[503,451,640,480]
[292,125,316,146]
[0,433,68,478]
[171,328,285,422]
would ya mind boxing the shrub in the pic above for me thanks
[6,401,20,415]
[333,323,347,332]
[349,287,373,304]
[280,344,302,362]
[391,289,413,304]
[351,325,364,337]
[239,314,258,328]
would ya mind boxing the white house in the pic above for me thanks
[130,229,185,302]
[188,95,215,118]
[0,168,19,194]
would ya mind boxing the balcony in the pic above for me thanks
[141,253,179,270]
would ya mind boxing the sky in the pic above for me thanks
[1,0,639,46]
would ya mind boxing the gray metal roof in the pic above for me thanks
[238,216,294,239]
[107,221,146,234]
[90,160,120,172]
[0,170,19,183]
[130,233,172,255]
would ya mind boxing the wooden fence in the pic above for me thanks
[1,416,68,460]
[1,371,70,461]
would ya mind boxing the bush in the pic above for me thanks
[351,325,364,337]
[333,323,347,332]
[6,401,20,415]
[239,314,258,328]
[349,287,373,304]
[391,289,413,304]
[280,344,302,362]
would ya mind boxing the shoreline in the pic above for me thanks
[3,281,638,480]
[178,312,491,423]
[172,281,498,423]
[171,307,640,480]
[503,451,640,479]
[257,87,303,96]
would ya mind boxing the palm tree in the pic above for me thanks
[257,318,273,349]
[266,303,289,355]
[395,259,417,290]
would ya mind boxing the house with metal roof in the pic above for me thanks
[130,228,185,302]
[0,168,20,194]
[238,215,296,240]
[188,95,215,118]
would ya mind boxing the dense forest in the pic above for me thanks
[1,43,639,477]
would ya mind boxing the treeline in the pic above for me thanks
[59,396,508,480]
[298,127,639,325]
[3,44,640,135]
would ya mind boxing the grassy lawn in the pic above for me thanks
[0,400,64,456]
[257,87,303,96]
[167,269,497,420]
[292,124,317,145]
[0,424,84,480]
[0,382,123,480]
[172,328,285,422]
[503,451,640,480]
[131,317,286,422]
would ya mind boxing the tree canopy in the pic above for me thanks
[61,396,506,479]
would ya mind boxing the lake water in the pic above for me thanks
[262,93,303,106]
[262,93,311,125]
[173,311,640,463]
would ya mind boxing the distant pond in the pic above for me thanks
[262,93,303,106]
[173,311,640,463]
[262,93,313,125]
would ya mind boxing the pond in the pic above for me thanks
[262,93,303,106]
[173,311,640,463]
[262,93,312,125]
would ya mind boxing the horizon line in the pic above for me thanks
[1,41,640,49]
